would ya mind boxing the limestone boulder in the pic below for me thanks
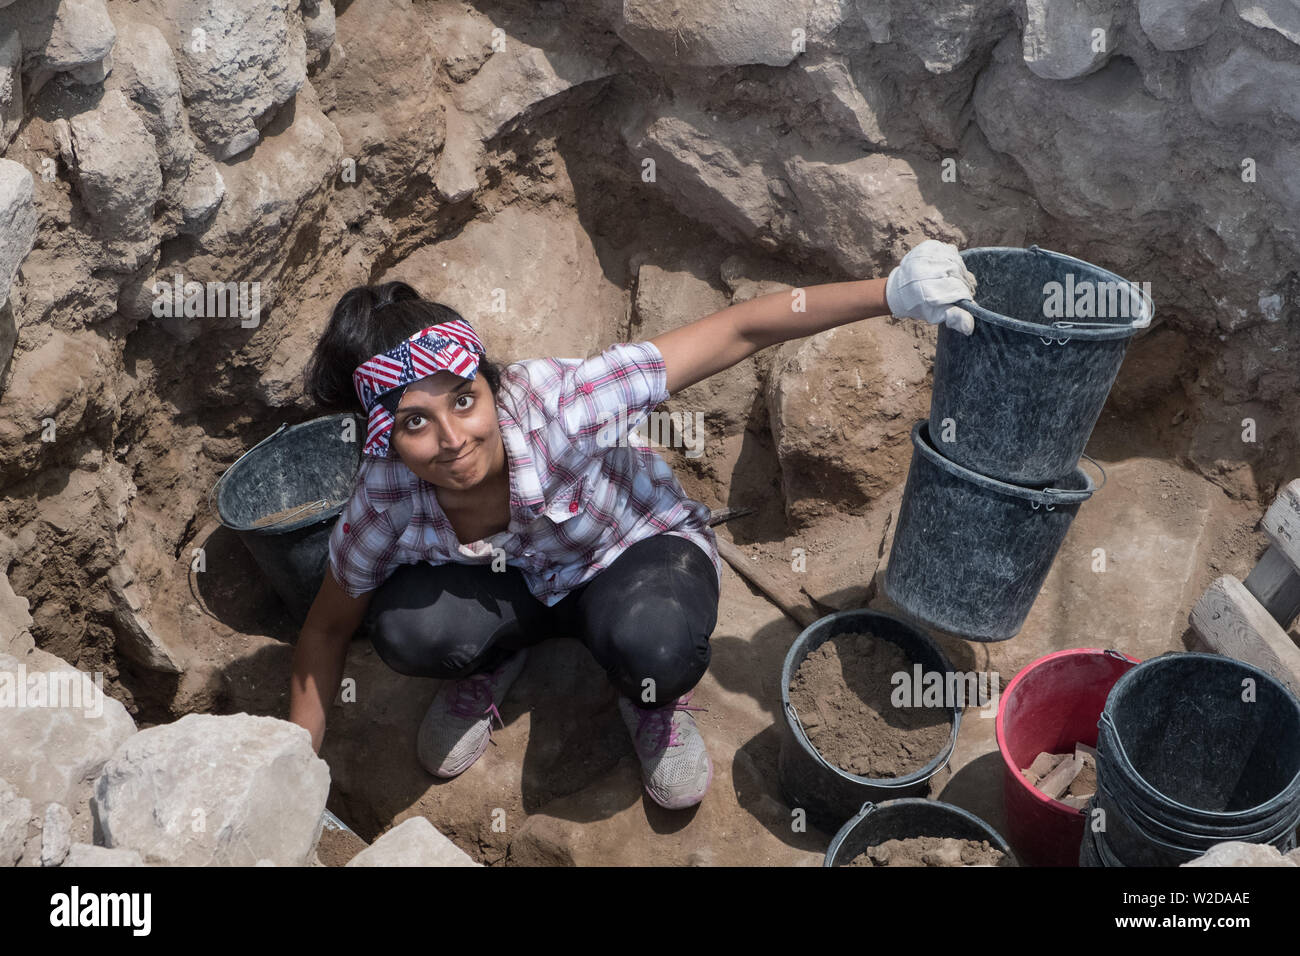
[0,651,137,845]
[92,713,330,866]
[346,816,480,867]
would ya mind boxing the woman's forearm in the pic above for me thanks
[730,277,890,349]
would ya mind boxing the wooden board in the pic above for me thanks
[1261,479,1300,576]
[1189,575,1300,697]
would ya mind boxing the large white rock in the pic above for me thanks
[1233,0,1300,45]
[1023,0,1119,80]
[1183,840,1300,866]
[345,816,480,867]
[0,158,36,313]
[168,0,308,159]
[1137,0,1223,51]
[39,801,72,867]
[91,713,330,866]
[108,21,193,181]
[0,651,136,843]
[61,843,146,866]
[0,0,116,93]
[59,89,163,241]
[0,777,32,866]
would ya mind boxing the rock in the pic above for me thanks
[40,801,72,866]
[617,0,837,68]
[0,330,120,484]
[1191,44,1300,129]
[0,651,136,845]
[345,816,480,867]
[165,0,308,159]
[0,777,32,866]
[0,158,36,319]
[61,843,146,867]
[62,89,164,241]
[0,29,20,150]
[857,0,1015,74]
[621,102,779,247]
[104,565,182,674]
[177,152,226,229]
[1182,840,1300,866]
[0,0,116,95]
[796,51,890,146]
[107,21,194,182]
[631,255,758,441]
[976,37,1174,220]
[365,202,621,365]
[1022,0,1119,80]
[1137,0,1224,51]
[765,318,933,527]
[1232,0,1300,45]
[91,713,330,866]
[303,0,337,62]
[435,13,618,201]
[779,149,968,275]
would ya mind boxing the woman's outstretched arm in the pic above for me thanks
[649,276,890,396]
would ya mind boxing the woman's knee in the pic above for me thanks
[602,586,714,701]
[366,561,529,677]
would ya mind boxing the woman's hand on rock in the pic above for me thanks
[885,239,979,335]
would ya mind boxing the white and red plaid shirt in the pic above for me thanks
[327,340,722,605]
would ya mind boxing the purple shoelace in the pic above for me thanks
[446,662,509,741]
[631,690,707,756]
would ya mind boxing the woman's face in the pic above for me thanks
[389,370,503,491]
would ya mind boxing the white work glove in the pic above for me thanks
[885,239,979,335]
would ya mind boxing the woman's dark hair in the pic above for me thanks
[304,281,502,413]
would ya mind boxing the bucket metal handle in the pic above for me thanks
[207,422,290,520]
[858,800,877,818]
[1078,453,1107,492]
[1028,453,1107,511]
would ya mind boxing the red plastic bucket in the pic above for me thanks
[995,648,1140,866]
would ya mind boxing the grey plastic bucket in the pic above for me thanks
[212,414,362,625]
[884,420,1101,641]
[930,245,1151,486]
[825,798,1017,866]
[778,609,961,835]
[1080,652,1300,867]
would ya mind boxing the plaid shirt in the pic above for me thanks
[327,340,722,605]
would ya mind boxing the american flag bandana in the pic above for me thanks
[352,319,486,458]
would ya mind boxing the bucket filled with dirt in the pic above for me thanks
[213,413,362,625]
[779,609,962,833]
[825,799,1017,867]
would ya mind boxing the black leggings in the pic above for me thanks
[361,533,720,709]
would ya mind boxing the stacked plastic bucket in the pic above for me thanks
[884,245,1151,641]
[1081,653,1300,866]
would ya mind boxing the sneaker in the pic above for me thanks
[617,690,713,809]
[417,648,529,778]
